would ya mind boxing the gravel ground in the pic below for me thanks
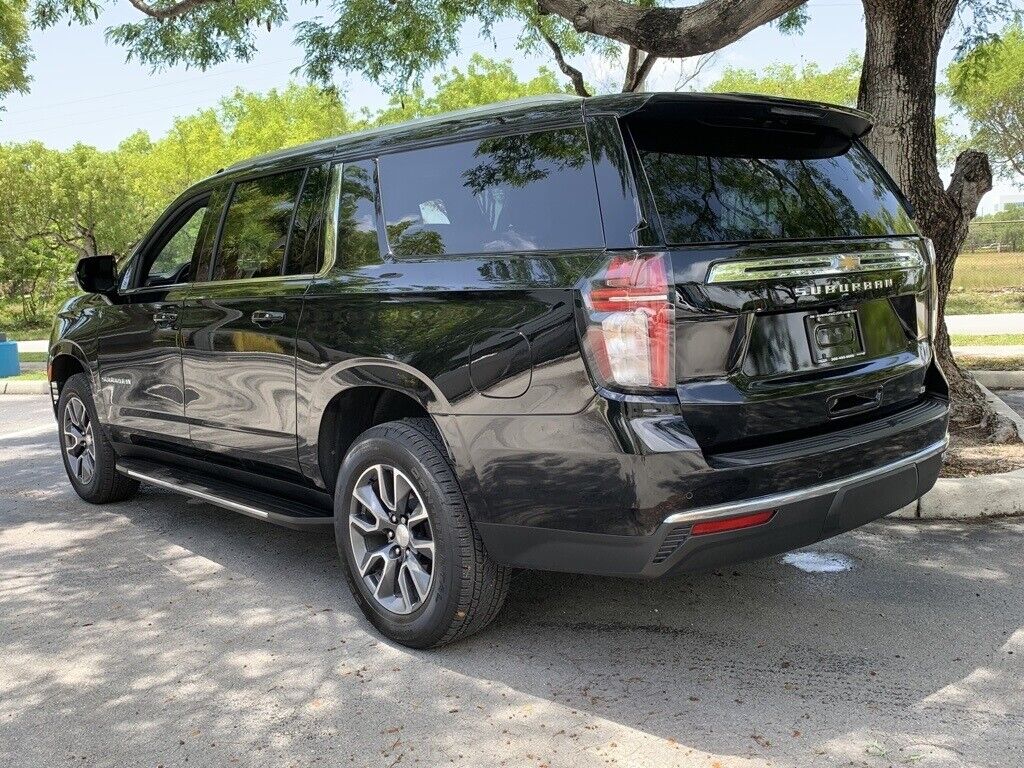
[2,394,1024,768]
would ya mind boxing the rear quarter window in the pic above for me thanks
[378,127,604,257]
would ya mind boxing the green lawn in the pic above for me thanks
[1,326,51,341]
[19,352,47,363]
[2,370,47,381]
[946,288,1024,315]
[957,355,1024,371]
[950,333,1024,346]
[953,251,1024,290]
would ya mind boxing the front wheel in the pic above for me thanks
[335,417,511,648]
[57,373,139,504]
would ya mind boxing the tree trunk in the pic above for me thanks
[858,0,1016,442]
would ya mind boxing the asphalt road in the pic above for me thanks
[2,395,1024,768]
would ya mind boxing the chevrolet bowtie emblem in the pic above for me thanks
[836,254,861,271]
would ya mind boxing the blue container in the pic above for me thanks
[0,340,21,377]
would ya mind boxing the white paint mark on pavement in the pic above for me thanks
[782,551,857,573]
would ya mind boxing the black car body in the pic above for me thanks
[50,93,948,646]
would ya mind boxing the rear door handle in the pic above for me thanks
[251,310,286,326]
[152,310,178,327]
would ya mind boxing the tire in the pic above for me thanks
[57,373,139,504]
[334,417,511,648]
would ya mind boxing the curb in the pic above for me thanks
[976,381,1024,442]
[972,370,1024,389]
[0,380,49,395]
[891,469,1024,520]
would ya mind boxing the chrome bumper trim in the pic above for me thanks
[662,435,948,526]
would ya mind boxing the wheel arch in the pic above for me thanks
[313,381,449,494]
[48,340,92,403]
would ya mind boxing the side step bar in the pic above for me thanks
[116,458,334,530]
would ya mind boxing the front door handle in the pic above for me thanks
[251,309,286,326]
[152,310,178,327]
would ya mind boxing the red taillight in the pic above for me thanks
[690,510,775,536]
[580,253,674,389]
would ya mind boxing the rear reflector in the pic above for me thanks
[690,510,775,536]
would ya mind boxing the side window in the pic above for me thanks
[212,169,305,281]
[285,164,330,276]
[378,127,603,257]
[338,159,382,269]
[137,200,209,288]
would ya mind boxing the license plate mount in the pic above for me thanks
[805,309,864,364]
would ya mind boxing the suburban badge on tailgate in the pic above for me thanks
[795,278,894,297]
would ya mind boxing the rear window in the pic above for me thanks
[378,127,603,256]
[636,138,915,245]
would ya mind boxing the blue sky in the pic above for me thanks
[1,0,1019,211]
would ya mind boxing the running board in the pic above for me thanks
[116,458,334,530]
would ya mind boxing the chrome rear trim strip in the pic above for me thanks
[706,249,925,284]
[663,435,948,525]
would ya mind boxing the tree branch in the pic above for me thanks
[536,0,805,58]
[631,51,658,91]
[945,149,993,222]
[127,0,221,22]
[539,30,591,97]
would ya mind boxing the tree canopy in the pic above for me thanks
[0,57,575,328]
[947,23,1024,182]
[707,52,861,106]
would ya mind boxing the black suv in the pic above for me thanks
[50,93,948,647]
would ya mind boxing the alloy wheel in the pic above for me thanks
[62,395,96,485]
[349,464,435,615]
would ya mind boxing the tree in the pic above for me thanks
[947,23,1024,182]
[17,0,806,101]
[0,0,31,104]
[855,1,1016,440]
[372,54,569,125]
[0,142,148,323]
[707,53,861,106]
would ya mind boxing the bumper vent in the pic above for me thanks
[652,525,691,565]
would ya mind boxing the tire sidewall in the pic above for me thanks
[334,427,466,647]
[57,375,103,499]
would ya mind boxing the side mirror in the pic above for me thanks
[74,254,118,296]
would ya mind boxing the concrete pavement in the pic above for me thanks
[3,395,1024,767]
[946,313,1024,335]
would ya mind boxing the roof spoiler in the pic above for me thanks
[608,92,874,141]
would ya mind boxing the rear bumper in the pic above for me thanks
[474,433,946,578]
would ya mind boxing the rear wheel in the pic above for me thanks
[335,417,510,648]
[57,373,138,504]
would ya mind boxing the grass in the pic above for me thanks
[950,333,1024,347]
[946,288,1024,316]
[2,370,47,381]
[957,355,1024,371]
[953,250,1024,290]
[19,352,46,363]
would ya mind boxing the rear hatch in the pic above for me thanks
[623,95,936,454]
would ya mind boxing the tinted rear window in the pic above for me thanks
[378,127,603,256]
[636,139,915,244]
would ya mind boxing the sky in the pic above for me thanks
[1,0,1020,213]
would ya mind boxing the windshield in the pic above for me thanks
[635,136,915,245]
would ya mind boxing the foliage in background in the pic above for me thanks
[947,24,1024,182]
[0,57,575,329]
[707,52,861,106]
[371,55,569,125]
[0,0,31,104]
